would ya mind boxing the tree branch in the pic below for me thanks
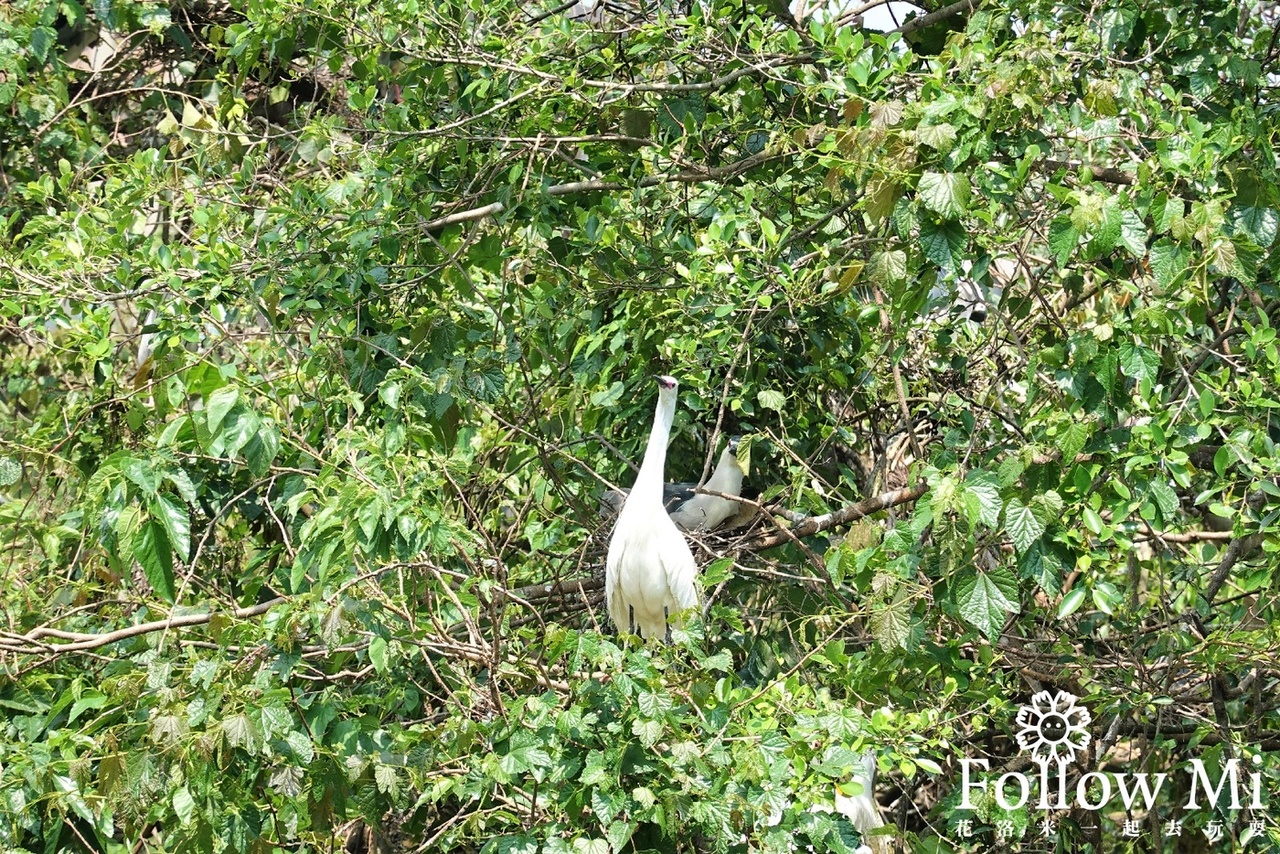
[423,149,784,232]
[0,597,287,656]
[894,0,978,36]
[1201,489,1269,605]
[1041,159,1136,185]
[749,482,929,550]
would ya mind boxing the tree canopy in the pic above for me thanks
[2,0,1279,850]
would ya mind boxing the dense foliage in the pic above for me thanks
[2,0,1280,850]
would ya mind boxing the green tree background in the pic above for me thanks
[1,0,1279,850]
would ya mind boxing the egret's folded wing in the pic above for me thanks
[659,537,700,612]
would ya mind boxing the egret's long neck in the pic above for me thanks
[632,390,675,502]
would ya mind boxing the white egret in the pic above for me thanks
[835,751,890,854]
[605,375,700,640]
[669,436,746,532]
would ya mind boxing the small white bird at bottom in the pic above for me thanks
[835,751,890,854]
[605,375,699,640]
[669,435,746,532]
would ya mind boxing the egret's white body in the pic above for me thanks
[835,751,889,854]
[605,376,699,639]
[670,437,746,532]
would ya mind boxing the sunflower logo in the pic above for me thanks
[1015,690,1092,765]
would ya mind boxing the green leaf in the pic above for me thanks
[961,471,1002,528]
[1098,6,1136,50]
[955,567,1019,638]
[150,714,184,747]
[165,469,199,504]
[917,122,957,151]
[500,734,552,777]
[590,381,625,407]
[123,457,160,495]
[1231,206,1278,248]
[375,764,399,796]
[244,419,281,477]
[153,494,191,561]
[1149,239,1189,289]
[222,713,259,751]
[1082,506,1105,534]
[0,457,22,486]
[173,784,196,825]
[638,690,673,717]
[52,776,96,824]
[358,495,385,542]
[134,519,175,602]
[863,175,900,224]
[68,691,107,724]
[591,788,620,824]
[1148,479,1179,519]
[868,595,914,650]
[758,389,787,412]
[1118,209,1148,257]
[698,650,733,672]
[1033,490,1064,519]
[1092,581,1121,615]
[1119,343,1160,383]
[369,636,389,673]
[997,455,1025,487]
[206,387,239,435]
[1019,542,1063,592]
[701,556,733,586]
[1198,388,1216,418]
[1003,498,1045,553]
[632,718,663,747]
[580,751,609,786]
[918,171,971,218]
[30,26,56,63]
[1152,194,1184,234]
[1089,200,1121,253]
[1057,421,1091,462]
[919,218,967,269]
[868,249,907,285]
[1057,586,1087,619]
[606,821,635,854]
[734,435,753,477]
[1049,215,1079,265]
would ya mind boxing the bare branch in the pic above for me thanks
[1,597,286,656]
[749,482,929,550]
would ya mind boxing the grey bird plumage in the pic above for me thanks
[669,436,746,532]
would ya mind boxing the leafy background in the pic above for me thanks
[1,0,1279,850]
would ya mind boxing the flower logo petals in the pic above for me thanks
[1015,690,1092,766]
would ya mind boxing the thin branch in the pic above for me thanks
[423,149,784,232]
[1040,159,1136,185]
[1201,489,1269,605]
[1,597,286,655]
